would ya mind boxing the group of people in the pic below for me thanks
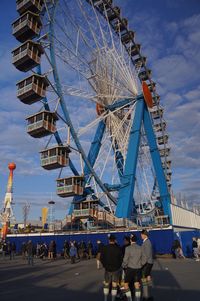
[99,229,153,301]
[0,240,16,260]
[171,237,200,260]
[21,240,57,262]
[63,240,94,263]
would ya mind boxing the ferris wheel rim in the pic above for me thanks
[37,0,171,220]
[48,1,118,205]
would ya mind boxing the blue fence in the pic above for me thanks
[7,228,174,255]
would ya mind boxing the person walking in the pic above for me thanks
[122,234,143,301]
[53,240,57,259]
[87,241,93,259]
[7,241,11,260]
[10,242,16,260]
[48,241,54,259]
[26,240,34,266]
[100,234,123,301]
[192,237,199,261]
[21,242,27,260]
[69,242,77,264]
[2,241,7,260]
[141,229,154,301]
[36,243,41,258]
[96,240,104,269]
[63,240,70,259]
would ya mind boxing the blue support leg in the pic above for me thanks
[116,96,144,218]
[84,120,105,179]
[143,104,172,222]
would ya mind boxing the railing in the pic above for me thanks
[41,155,67,166]
[57,185,73,193]
[17,82,46,98]
[73,209,91,217]
[13,49,29,63]
[27,119,43,132]
[17,0,43,12]
[13,48,41,65]
[17,83,35,96]
[13,19,40,35]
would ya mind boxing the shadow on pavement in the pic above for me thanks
[0,258,200,301]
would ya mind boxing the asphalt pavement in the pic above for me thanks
[0,256,199,301]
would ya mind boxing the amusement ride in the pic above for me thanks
[11,0,172,229]
[0,163,16,239]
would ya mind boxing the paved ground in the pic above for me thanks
[0,256,199,301]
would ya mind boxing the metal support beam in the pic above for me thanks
[116,96,144,218]
[84,120,106,178]
[143,105,172,222]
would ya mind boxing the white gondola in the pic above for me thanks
[16,74,49,104]
[56,176,84,197]
[121,30,134,44]
[157,134,169,145]
[40,145,71,170]
[154,121,166,132]
[150,106,164,119]
[12,40,44,72]
[133,56,147,68]
[138,69,152,81]
[159,147,170,157]
[106,6,120,22]
[148,82,156,92]
[128,44,141,57]
[16,0,44,15]
[162,160,171,169]
[152,95,160,106]
[12,11,42,43]
[113,18,128,32]
[26,111,58,138]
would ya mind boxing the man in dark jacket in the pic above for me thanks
[26,240,34,266]
[141,229,154,301]
[100,234,123,301]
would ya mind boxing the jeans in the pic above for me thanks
[28,255,33,266]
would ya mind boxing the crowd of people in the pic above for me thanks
[1,232,200,300]
[0,239,95,265]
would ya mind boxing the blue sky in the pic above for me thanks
[0,0,200,221]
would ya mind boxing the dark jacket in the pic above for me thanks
[192,241,198,248]
[26,242,34,256]
[100,244,123,272]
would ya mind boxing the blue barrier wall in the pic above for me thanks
[7,228,174,255]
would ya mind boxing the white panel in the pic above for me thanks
[171,204,200,229]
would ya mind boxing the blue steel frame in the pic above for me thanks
[46,2,171,222]
[115,95,172,222]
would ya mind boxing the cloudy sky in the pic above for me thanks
[0,0,199,221]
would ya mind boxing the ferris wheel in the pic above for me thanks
[12,0,172,224]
